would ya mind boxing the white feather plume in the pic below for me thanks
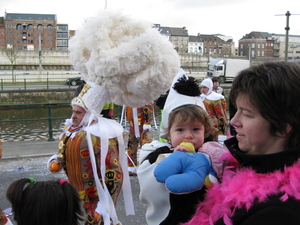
[69,9,180,107]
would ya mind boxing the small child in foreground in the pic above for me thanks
[6,178,84,225]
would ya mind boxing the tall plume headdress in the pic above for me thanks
[68,9,180,225]
[160,68,207,138]
[69,9,180,108]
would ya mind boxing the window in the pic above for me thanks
[57,25,68,31]
[57,32,68,38]
[48,33,53,37]
[262,44,264,48]
[252,43,255,48]
[48,40,53,44]
[47,25,53,31]
[258,44,260,48]
[28,24,33,30]
[37,25,43,30]
[5,23,13,28]
[240,44,243,49]
[57,46,68,50]
[16,24,22,30]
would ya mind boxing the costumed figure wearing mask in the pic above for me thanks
[48,9,180,225]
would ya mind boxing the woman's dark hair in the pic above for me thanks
[230,61,300,149]
[6,178,84,225]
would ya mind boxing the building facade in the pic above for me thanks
[188,34,203,55]
[57,24,69,50]
[238,31,300,60]
[2,12,70,51]
[0,17,5,49]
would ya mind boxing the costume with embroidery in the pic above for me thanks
[58,125,123,224]
[200,78,227,140]
[126,103,154,169]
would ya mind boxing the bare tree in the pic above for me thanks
[3,45,20,82]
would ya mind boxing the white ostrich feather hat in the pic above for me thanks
[68,9,180,108]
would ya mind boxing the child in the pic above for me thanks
[6,178,84,225]
[154,105,224,193]
[137,69,226,225]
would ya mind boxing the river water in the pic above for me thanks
[0,105,72,142]
[0,105,161,142]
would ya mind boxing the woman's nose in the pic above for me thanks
[230,112,239,128]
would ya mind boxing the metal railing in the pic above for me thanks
[0,103,132,142]
[0,78,78,90]
[0,102,70,141]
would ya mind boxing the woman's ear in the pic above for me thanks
[276,124,292,137]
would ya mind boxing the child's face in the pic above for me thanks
[169,118,205,150]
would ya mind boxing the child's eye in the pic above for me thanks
[176,128,183,132]
[193,128,200,131]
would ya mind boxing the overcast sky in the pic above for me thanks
[1,0,300,45]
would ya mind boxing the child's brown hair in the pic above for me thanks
[161,105,213,140]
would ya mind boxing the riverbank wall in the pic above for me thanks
[0,88,75,104]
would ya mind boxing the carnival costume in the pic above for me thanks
[56,9,180,225]
[183,137,300,225]
[200,78,227,140]
[126,103,154,173]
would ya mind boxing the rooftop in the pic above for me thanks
[5,13,56,21]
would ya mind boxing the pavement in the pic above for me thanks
[0,139,148,225]
[2,139,59,160]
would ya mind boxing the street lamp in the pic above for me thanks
[275,11,300,62]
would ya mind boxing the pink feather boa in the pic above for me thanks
[182,154,300,225]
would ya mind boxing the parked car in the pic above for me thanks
[66,77,83,86]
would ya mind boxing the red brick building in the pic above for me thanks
[3,13,63,51]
